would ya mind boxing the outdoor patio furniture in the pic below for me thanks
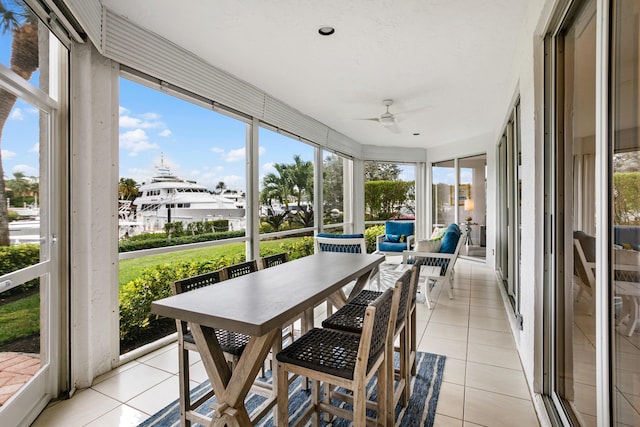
[171,269,250,427]
[314,233,366,254]
[260,252,289,269]
[152,253,385,426]
[376,221,415,254]
[276,285,399,427]
[223,259,258,278]
[322,266,417,413]
[401,224,466,308]
[340,258,425,377]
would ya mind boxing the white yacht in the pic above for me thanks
[132,166,246,232]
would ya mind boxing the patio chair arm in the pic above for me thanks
[401,250,455,264]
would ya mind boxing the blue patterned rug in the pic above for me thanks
[138,351,446,426]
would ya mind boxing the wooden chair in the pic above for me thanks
[276,285,400,427]
[223,259,258,279]
[321,265,418,422]
[260,252,289,269]
[171,269,250,427]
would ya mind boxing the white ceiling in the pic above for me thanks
[101,0,528,150]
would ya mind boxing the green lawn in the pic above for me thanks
[118,238,299,288]
[0,293,40,345]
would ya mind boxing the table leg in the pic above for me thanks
[190,325,280,426]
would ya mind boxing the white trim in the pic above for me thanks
[594,0,610,424]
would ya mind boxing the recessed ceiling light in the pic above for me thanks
[413,132,420,136]
[318,26,335,36]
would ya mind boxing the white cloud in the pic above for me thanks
[224,148,245,162]
[10,108,24,120]
[119,106,165,129]
[158,129,172,137]
[119,129,160,156]
[1,149,16,159]
[211,147,224,154]
[12,164,38,175]
[28,143,39,153]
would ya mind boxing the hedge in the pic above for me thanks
[119,230,246,252]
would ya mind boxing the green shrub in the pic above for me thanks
[259,222,274,234]
[364,225,385,253]
[278,236,314,259]
[0,245,40,297]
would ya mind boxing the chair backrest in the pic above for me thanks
[315,233,366,254]
[172,269,226,334]
[261,252,289,269]
[356,286,398,375]
[394,268,414,332]
[224,260,258,279]
[385,220,414,237]
[172,269,226,295]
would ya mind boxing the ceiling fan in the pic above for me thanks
[359,99,401,133]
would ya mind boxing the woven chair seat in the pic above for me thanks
[349,289,383,306]
[322,304,367,333]
[276,327,384,380]
[184,329,250,356]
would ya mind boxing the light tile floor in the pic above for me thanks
[32,259,541,426]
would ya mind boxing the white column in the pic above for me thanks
[352,159,365,234]
[69,42,120,389]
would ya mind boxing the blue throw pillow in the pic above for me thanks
[440,230,460,253]
[385,234,401,243]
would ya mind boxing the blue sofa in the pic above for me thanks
[376,221,415,253]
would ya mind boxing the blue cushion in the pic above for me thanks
[446,223,460,234]
[316,233,364,239]
[385,221,414,237]
[385,234,400,243]
[440,230,460,254]
[378,241,407,252]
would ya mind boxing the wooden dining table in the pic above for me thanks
[151,252,385,426]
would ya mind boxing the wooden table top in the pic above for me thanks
[151,252,385,336]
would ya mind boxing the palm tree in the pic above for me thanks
[261,165,290,209]
[215,181,226,194]
[0,1,39,246]
[118,177,140,201]
[287,155,313,211]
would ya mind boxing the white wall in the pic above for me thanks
[493,0,554,406]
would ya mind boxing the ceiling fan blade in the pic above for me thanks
[354,117,380,122]
[394,106,433,118]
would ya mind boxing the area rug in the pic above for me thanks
[139,351,445,427]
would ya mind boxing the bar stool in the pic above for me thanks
[276,285,400,426]
[322,263,419,421]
